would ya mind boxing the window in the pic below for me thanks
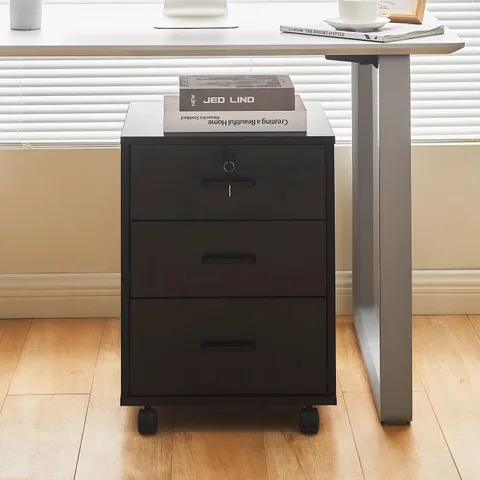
[0,0,477,147]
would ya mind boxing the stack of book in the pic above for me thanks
[163,75,307,135]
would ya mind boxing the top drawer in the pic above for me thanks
[129,144,326,220]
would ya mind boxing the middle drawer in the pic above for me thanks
[130,221,326,298]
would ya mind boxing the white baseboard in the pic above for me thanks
[1,270,480,318]
[0,273,120,319]
[336,270,480,316]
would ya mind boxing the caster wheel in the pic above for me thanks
[299,406,319,435]
[138,407,157,435]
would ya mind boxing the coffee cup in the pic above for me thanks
[339,0,391,23]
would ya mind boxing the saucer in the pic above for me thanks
[324,17,390,32]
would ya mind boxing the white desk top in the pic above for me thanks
[0,3,464,57]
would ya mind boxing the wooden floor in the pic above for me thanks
[0,315,479,480]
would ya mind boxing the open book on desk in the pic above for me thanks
[280,16,444,43]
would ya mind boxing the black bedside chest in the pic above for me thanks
[120,101,336,436]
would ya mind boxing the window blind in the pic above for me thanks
[0,0,477,147]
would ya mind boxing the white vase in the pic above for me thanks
[10,0,42,30]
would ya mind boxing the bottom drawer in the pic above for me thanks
[129,298,328,396]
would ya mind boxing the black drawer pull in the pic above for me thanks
[201,253,256,265]
[201,341,256,353]
[201,177,256,188]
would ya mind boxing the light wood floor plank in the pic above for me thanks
[172,429,268,480]
[468,315,480,337]
[412,365,425,392]
[171,404,270,480]
[0,394,89,480]
[0,320,31,410]
[172,428,268,480]
[337,320,424,392]
[75,318,173,480]
[9,318,104,395]
[336,321,370,392]
[345,391,460,480]
[264,379,364,480]
[413,315,480,480]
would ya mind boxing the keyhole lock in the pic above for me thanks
[223,160,235,198]
[223,160,236,174]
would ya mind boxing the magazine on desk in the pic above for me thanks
[280,17,444,43]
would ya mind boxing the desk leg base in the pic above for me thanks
[352,55,413,424]
[326,55,378,67]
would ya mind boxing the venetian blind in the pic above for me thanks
[0,0,477,147]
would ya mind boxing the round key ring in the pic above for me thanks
[223,161,236,173]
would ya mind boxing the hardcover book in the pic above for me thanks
[164,94,306,134]
[179,75,295,112]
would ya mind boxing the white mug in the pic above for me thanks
[339,0,391,24]
[10,0,42,30]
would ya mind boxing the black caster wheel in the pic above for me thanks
[138,407,158,435]
[299,406,319,435]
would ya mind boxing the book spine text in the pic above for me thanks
[179,87,295,111]
[164,110,305,133]
[280,25,383,42]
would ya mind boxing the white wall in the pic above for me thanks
[1,144,479,317]
[0,148,120,274]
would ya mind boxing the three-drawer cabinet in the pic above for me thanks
[121,101,336,436]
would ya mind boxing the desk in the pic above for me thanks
[0,2,464,424]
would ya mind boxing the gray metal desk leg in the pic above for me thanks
[352,55,413,424]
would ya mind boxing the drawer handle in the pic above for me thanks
[201,177,256,188]
[201,341,256,353]
[201,253,256,265]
